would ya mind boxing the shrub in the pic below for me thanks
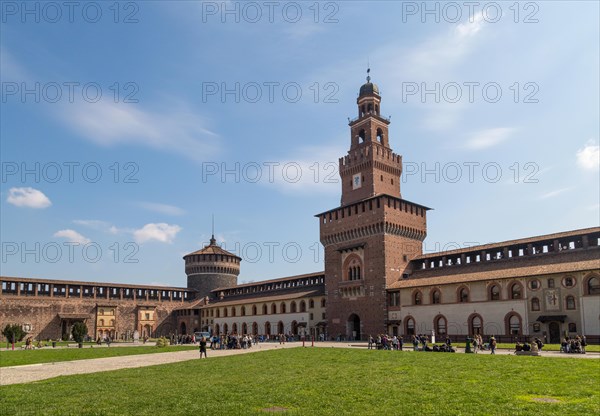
[2,324,26,343]
[71,322,88,344]
[155,337,169,348]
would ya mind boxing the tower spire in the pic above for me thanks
[210,214,216,245]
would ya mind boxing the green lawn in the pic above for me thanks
[1,348,598,415]
[0,345,196,367]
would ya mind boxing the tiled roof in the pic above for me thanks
[387,258,600,289]
[184,244,240,258]
[211,271,324,292]
[202,289,323,308]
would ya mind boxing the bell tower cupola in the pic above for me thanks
[340,69,403,205]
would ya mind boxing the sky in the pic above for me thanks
[1,1,599,287]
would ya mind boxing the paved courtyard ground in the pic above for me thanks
[1,341,597,386]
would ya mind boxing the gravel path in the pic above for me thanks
[1,342,597,386]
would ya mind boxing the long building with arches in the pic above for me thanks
[1,76,599,344]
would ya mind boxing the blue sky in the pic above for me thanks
[1,1,598,287]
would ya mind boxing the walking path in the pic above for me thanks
[1,342,597,386]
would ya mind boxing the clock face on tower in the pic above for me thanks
[352,173,362,190]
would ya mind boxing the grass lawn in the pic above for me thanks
[0,345,196,367]
[1,348,598,415]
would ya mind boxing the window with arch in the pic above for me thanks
[271,303,277,314]
[231,307,236,317]
[280,302,287,314]
[262,304,268,315]
[434,315,447,335]
[531,297,540,311]
[99,319,105,326]
[470,315,483,335]
[300,301,306,312]
[431,289,441,304]
[252,305,257,315]
[109,319,114,326]
[458,287,469,303]
[241,306,246,316]
[413,290,422,305]
[321,299,326,308]
[358,129,366,143]
[507,313,522,335]
[376,128,384,143]
[490,285,500,301]
[405,317,415,336]
[345,255,363,282]
[529,279,540,290]
[223,323,228,334]
[309,299,314,308]
[216,309,220,318]
[510,283,522,300]
[223,308,228,318]
[586,275,600,295]
[290,301,297,313]
[565,295,576,310]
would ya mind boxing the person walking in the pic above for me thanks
[199,337,207,359]
[490,336,497,355]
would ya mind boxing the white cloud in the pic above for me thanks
[576,140,599,171]
[465,128,515,150]
[57,100,220,162]
[53,229,91,244]
[138,202,185,216]
[261,144,345,195]
[73,219,111,230]
[539,188,572,200]
[133,223,182,244]
[7,187,52,209]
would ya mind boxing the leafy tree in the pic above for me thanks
[71,321,88,344]
[2,324,26,343]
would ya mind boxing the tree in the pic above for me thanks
[2,324,26,344]
[71,321,88,344]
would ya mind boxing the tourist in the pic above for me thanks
[398,336,404,351]
[489,336,497,354]
[199,336,207,358]
[368,335,374,350]
[581,335,587,354]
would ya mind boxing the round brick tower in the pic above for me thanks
[184,235,241,299]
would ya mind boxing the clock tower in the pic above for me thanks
[316,71,429,340]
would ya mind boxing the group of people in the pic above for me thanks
[561,335,587,354]
[514,337,543,352]
[368,334,404,350]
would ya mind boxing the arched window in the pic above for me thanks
[413,290,422,305]
[358,129,366,143]
[531,297,540,311]
[264,322,271,335]
[458,287,469,303]
[262,304,268,315]
[506,313,522,336]
[434,315,447,335]
[223,308,228,318]
[280,302,287,314]
[232,323,237,334]
[510,283,522,299]
[309,299,314,308]
[99,319,105,326]
[490,285,500,301]
[223,323,228,334]
[405,317,415,336]
[216,309,220,318]
[300,301,306,312]
[431,289,441,304]
[241,306,246,316]
[109,319,114,326]
[586,276,600,295]
[469,314,483,335]
[231,307,236,317]
[565,295,576,310]
[291,301,297,313]
[376,128,384,143]
[252,305,257,315]
[271,303,277,314]
[321,299,326,308]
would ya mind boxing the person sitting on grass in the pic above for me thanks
[522,341,531,352]
[534,337,543,351]
[515,341,522,352]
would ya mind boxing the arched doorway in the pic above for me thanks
[277,321,284,335]
[252,322,258,335]
[265,322,271,336]
[143,324,152,338]
[348,314,360,340]
[180,322,187,335]
[291,321,298,336]
[242,322,248,335]
[549,322,561,343]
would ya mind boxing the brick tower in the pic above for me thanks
[184,234,241,299]
[316,71,429,340]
